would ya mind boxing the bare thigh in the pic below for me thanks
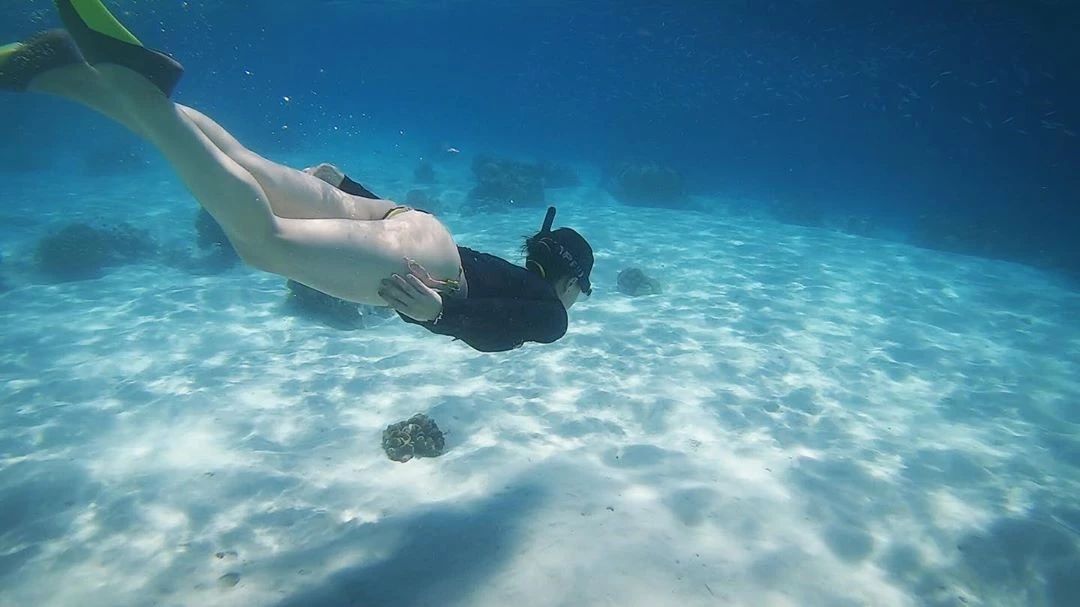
[178,105,396,221]
[267,210,462,306]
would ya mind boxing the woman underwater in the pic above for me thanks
[0,0,595,352]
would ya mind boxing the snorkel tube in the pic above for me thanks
[526,207,558,279]
[540,206,557,234]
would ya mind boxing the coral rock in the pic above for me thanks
[35,222,156,281]
[617,267,663,296]
[467,156,546,210]
[382,414,446,463]
[608,162,686,207]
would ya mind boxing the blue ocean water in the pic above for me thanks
[1,1,1078,606]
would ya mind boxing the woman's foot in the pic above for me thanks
[0,29,84,92]
[54,0,184,97]
[304,163,348,188]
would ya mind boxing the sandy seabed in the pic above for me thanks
[1,156,1078,607]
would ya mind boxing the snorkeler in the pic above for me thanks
[0,0,594,352]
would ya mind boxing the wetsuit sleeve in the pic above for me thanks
[338,175,380,199]
[421,296,569,352]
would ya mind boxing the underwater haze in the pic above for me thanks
[1,1,1079,606]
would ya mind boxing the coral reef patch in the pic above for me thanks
[35,221,156,281]
[617,267,663,296]
[606,162,686,208]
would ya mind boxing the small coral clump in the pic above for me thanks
[382,414,446,463]
[467,156,546,210]
[464,156,581,212]
[40,224,111,279]
[617,267,663,296]
[607,162,686,207]
[35,221,156,281]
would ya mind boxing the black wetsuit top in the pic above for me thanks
[337,176,568,352]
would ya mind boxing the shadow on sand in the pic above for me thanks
[269,481,546,607]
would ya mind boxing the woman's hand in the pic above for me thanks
[378,259,447,322]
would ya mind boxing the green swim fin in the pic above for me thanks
[0,43,26,68]
[0,29,84,92]
[54,0,184,97]
[0,43,25,60]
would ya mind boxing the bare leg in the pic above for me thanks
[29,63,462,305]
[27,62,148,138]
[178,105,397,221]
[31,64,280,262]
[27,61,394,223]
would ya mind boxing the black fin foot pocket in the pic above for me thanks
[0,29,83,92]
[55,0,184,97]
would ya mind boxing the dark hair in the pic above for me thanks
[522,226,594,295]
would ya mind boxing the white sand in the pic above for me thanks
[1,152,1078,607]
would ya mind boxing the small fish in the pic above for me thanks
[836,94,850,100]
[1002,116,1015,124]
[446,147,460,154]
[961,115,974,124]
